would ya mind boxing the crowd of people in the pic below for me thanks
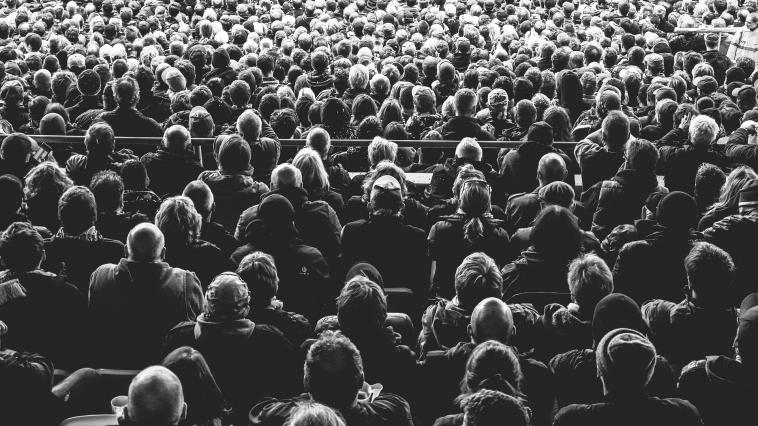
[2,0,758,424]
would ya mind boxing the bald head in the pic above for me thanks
[182,180,214,219]
[468,297,515,344]
[237,110,262,143]
[270,163,303,190]
[127,223,165,262]
[127,366,185,425]
[163,125,191,152]
[537,153,568,186]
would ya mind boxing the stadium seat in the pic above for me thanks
[59,414,119,426]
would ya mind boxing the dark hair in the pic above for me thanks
[89,170,124,213]
[461,341,523,397]
[530,205,582,261]
[0,222,45,271]
[120,159,149,191]
[270,108,299,139]
[58,186,97,234]
[336,276,387,335]
[455,252,503,310]
[685,242,735,308]
[462,389,530,426]
[162,347,229,425]
[237,251,279,308]
[304,331,364,408]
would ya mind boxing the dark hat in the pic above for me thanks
[346,262,385,287]
[592,293,643,345]
[205,272,250,320]
[596,328,657,388]
[725,66,747,85]
[735,86,757,103]
[77,69,101,96]
[258,193,296,226]
[526,121,553,145]
[656,191,698,230]
[739,181,758,209]
[370,175,404,212]
[212,47,230,69]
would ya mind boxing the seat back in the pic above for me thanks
[96,369,140,402]
[59,414,119,426]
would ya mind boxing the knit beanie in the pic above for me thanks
[77,69,101,96]
[656,191,698,231]
[212,47,230,69]
[596,328,657,391]
[592,293,644,345]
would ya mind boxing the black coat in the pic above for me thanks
[140,148,205,197]
[552,396,701,426]
[99,107,163,137]
[656,133,727,195]
[703,211,758,302]
[433,116,494,142]
[499,142,575,195]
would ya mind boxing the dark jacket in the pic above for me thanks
[66,152,132,186]
[428,214,510,299]
[341,216,429,297]
[89,258,203,368]
[504,190,592,234]
[549,349,677,409]
[250,137,282,185]
[95,211,149,243]
[200,221,240,258]
[230,237,332,321]
[123,190,162,220]
[656,133,727,194]
[138,92,172,123]
[166,316,300,425]
[235,187,341,270]
[99,107,163,137]
[249,393,414,426]
[343,195,429,231]
[585,169,668,241]
[140,148,205,197]
[198,170,270,232]
[642,299,737,369]
[678,355,757,426]
[501,247,573,300]
[201,66,238,86]
[433,116,494,142]
[250,302,313,347]
[703,211,758,301]
[574,140,626,192]
[499,142,574,195]
[0,157,37,182]
[0,270,87,369]
[612,223,697,305]
[43,232,125,293]
[532,303,592,363]
[702,50,733,84]
[552,395,702,426]
[66,96,103,122]
[164,240,230,290]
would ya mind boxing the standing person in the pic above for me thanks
[726,12,758,63]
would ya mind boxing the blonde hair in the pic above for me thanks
[155,196,202,247]
[292,148,330,193]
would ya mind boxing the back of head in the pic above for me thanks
[469,297,514,344]
[455,88,478,116]
[456,138,482,162]
[203,272,251,321]
[113,76,140,108]
[537,153,568,184]
[289,401,346,426]
[0,222,44,272]
[58,185,97,234]
[182,180,214,219]
[601,111,630,151]
[530,205,582,261]
[463,340,522,396]
[595,328,657,395]
[567,254,613,314]
[270,163,303,191]
[0,174,23,214]
[458,178,492,242]
[625,139,659,172]
[1,133,33,162]
[90,170,124,214]
[39,113,66,135]
[293,148,329,193]
[462,390,530,426]
[455,252,503,310]
[592,294,643,346]
[218,135,252,174]
[163,125,191,153]
[85,121,116,156]
[538,181,575,209]
[236,110,262,142]
[127,223,165,262]
[304,331,364,408]
[127,366,185,426]
[656,191,698,231]
[685,242,735,308]
[155,196,202,248]
[689,114,719,147]
[367,137,398,168]
[337,276,387,335]
[306,127,331,158]
[237,251,279,309]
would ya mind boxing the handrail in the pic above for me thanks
[27,135,581,150]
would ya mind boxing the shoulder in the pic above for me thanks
[249,397,299,426]
[368,392,414,423]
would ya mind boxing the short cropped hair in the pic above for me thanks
[462,390,530,426]
[689,115,719,147]
[567,254,614,310]
[304,331,364,408]
[455,252,503,310]
[237,251,279,307]
[626,139,659,172]
[90,170,124,213]
[456,137,483,162]
[84,121,116,155]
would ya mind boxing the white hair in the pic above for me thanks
[689,115,719,147]
[456,138,483,162]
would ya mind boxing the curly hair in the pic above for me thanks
[154,196,202,248]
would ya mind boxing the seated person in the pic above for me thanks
[166,272,300,424]
[419,252,538,356]
[438,389,530,426]
[0,174,29,230]
[250,331,413,426]
[236,251,313,347]
[42,185,125,293]
[643,242,738,370]
[0,222,86,369]
[552,328,701,426]
[120,159,162,220]
[549,294,677,408]
[183,180,240,257]
[678,294,758,426]
[90,170,149,243]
